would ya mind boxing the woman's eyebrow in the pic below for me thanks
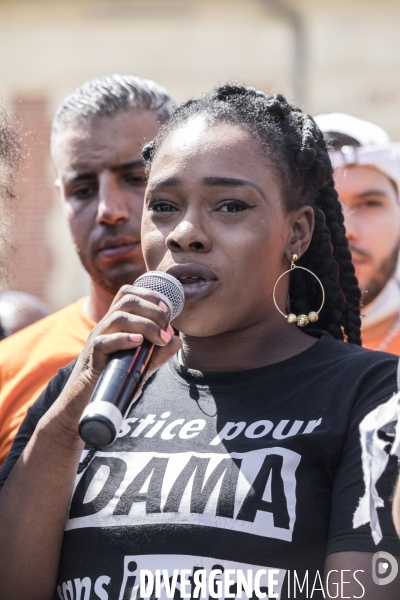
[147,175,268,202]
[203,176,267,201]
[147,176,180,190]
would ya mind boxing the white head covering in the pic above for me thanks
[314,112,400,189]
[314,113,391,146]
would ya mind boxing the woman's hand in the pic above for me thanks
[0,284,182,600]
[0,283,183,600]
[42,284,182,441]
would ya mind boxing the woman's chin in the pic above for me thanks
[172,314,222,339]
[173,324,215,338]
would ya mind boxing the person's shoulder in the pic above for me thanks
[26,359,76,412]
[0,297,89,356]
[312,332,399,393]
[51,359,77,389]
[321,334,400,406]
[377,326,400,357]
[323,332,399,368]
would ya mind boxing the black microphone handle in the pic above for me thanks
[79,339,154,448]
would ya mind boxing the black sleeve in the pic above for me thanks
[0,361,76,491]
[327,355,400,557]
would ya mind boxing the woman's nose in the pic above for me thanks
[166,217,212,253]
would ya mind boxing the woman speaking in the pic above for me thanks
[0,85,399,599]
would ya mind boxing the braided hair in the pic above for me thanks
[142,84,362,345]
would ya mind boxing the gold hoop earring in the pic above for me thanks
[273,254,325,327]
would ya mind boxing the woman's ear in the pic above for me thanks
[284,205,314,263]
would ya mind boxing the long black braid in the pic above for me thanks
[142,84,362,345]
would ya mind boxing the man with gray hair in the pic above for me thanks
[0,74,174,465]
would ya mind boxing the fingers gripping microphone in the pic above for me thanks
[78,272,184,449]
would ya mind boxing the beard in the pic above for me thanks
[361,244,400,307]
[78,251,146,296]
[87,266,136,296]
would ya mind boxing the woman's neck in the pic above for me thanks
[179,316,317,372]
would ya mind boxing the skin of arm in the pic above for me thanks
[325,552,400,599]
[0,285,181,600]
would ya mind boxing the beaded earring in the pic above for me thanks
[273,254,325,327]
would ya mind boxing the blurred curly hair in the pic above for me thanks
[0,105,21,337]
[0,106,20,203]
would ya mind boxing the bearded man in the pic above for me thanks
[315,113,400,352]
[0,75,174,464]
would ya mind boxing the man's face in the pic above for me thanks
[334,164,400,306]
[52,109,161,295]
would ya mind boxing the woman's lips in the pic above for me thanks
[98,242,141,260]
[178,277,219,302]
[166,263,220,303]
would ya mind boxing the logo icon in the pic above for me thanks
[372,551,398,585]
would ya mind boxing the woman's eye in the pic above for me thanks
[217,201,255,213]
[149,200,178,213]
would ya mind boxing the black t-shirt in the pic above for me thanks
[1,332,400,600]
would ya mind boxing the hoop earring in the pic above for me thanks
[273,254,325,327]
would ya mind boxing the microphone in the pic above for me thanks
[78,271,184,449]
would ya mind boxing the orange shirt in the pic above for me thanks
[0,297,95,465]
[363,328,400,355]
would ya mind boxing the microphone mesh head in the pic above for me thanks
[134,271,185,320]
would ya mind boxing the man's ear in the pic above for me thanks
[54,178,62,196]
[284,205,314,263]
[54,178,70,218]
